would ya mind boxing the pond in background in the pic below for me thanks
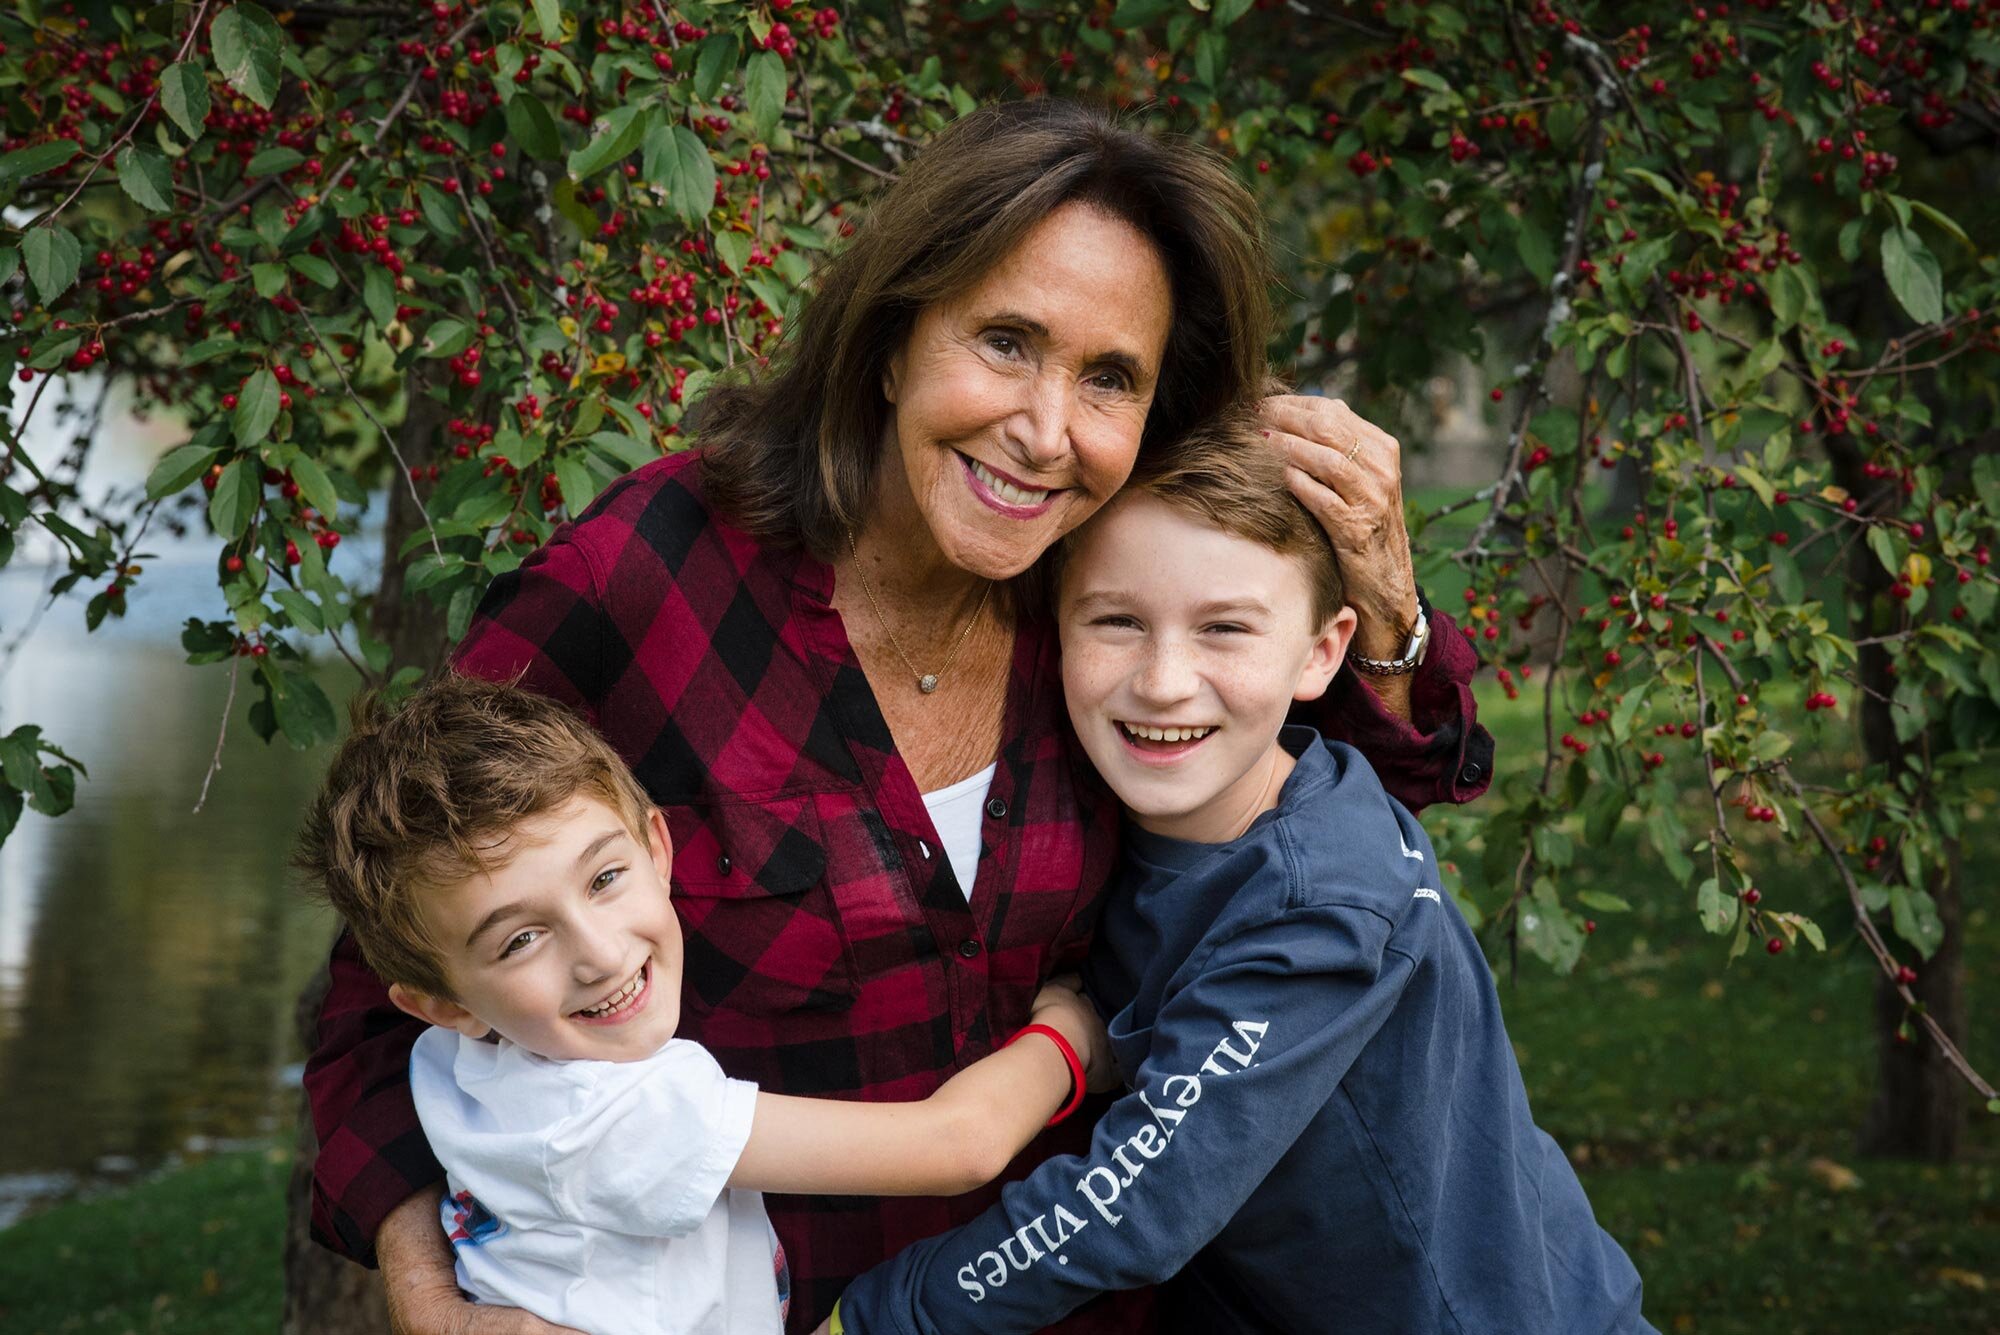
[0,572,357,1230]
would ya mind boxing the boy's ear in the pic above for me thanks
[388,982,491,1041]
[1294,604,1359,703]
[645,807,674,885]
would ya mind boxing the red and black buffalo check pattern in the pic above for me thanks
[304,450,1491,1333]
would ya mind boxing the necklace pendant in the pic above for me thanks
[918,674,940,694]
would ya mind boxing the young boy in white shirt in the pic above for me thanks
[295,674,1107,1335]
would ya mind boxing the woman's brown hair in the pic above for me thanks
[697,98,1274,558]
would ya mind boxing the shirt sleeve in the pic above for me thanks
[303,929,441,1266]
[1298,605,1493,813]
[834,905,1415,1335]
[541,1045,760,1238]
[449,531,616,721]
[304,535,621,1265]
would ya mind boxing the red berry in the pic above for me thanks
[1742,888,1762,906]
[225,555,245,573]
[1895,965,1918,986]
[1766,937,1785,955]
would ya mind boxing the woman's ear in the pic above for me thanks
[389,982,491,1041]
[1294,604,1358,704]
[882,345,905,405]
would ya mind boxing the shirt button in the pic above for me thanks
[1458,761,1486,787]
[715,854,732,875]
[957,938,982,960]
[986,797,1007,819]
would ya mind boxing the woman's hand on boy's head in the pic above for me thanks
[1030,979,1116,1093]
[1259,394,1421,650]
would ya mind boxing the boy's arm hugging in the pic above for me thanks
[828,904,1410,1335]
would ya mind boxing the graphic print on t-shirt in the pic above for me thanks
[448,1189,508,1247]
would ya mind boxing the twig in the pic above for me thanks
[192,654,241,815]
[294,308,444,561]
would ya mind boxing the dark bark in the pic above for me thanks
[283,366,456,1331]
[1825,435,1965,1161]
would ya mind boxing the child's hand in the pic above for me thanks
[1031,977,1116,1093]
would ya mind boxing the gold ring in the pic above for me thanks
[1343,439,1363,466]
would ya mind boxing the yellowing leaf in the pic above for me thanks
[1935,1268,1988,1292]
[1821,484,1850,505]
[1903,552,1932,587]
[591,351,627,376]
[1806,1157,1862,1192]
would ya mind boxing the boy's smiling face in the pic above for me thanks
[1059,491,1356,844]
[389,795,684,1063]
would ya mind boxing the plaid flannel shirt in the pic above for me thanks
[305,449,1492,1333]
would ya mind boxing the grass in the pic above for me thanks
[1,687,1994,1333]
[0,1147,287,1334]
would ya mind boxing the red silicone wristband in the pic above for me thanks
[1009,1022,1086,1126]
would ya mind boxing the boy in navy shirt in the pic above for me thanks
[826,412,1652,1334]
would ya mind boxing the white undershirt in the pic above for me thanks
[921,762,998,900]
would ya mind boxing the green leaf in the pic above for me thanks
[115,145,175,212]
[1696,877,1738,935]
[713,229,751,277]
[210,3,284,109]
[589,431,659,470]
[290,455,339,517]
[207,457,259,538]
[1889,885,1944,959]
[0,140,82,187]
[694,34,738,104]
[530,0,562,39]
[569,103,650,179]
[233,369,282,448]
[1769,550,1804,604]
[1625,167,1684,205]
[666,125,716,228]
[252,261,290,298]
[1768,265,1814,328]
[0,247,17,288]
[1110,0,1177,29]
[272,589,324,633]
[363,265,395,330]
[505,94,562,160]
[160,62,212,140]
[421,317,476,360]
[1515,217,1553,285]
[23,226,82,304]
[554,452,600,513]
[1401,68,1454,94]
[288,253,338,289]
[270,669,338,748]
[744,50,785,141]
[246,146,304,177]
[418,182,462,239]
[1576,891,1632,914]
[447,582,482,641]
[1906,198,1970,249]
[145,444,220,500]
[1520,882,1585,974]
[1880,226,1943,326]
[1867,524,1901,577]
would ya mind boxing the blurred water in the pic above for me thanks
[0,380,366,1228]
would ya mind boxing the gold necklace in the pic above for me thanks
[845,530,993,694]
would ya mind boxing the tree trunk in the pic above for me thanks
[1826,435,1966,1161]
[283,364,456,1332]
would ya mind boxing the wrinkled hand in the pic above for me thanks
[1032,976,1117,1093]
[1261,394,1421,661]
[380,1186,583,1335]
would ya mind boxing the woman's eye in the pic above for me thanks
[591,867,623,894]
[501,930,539,959]
[986,332,1021,356]
[1088,369,1131,392]
[1093,615,1140,630]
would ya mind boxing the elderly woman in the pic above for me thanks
[305,99,1492,1334]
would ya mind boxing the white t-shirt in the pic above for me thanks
[921,762,997,900]
[409,1029,786,1335]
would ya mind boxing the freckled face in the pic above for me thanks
[881,201,1175,580]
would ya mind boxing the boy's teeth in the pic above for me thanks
[969,457,1052,507]
[579,967,645,1017]
[1123,723,1215,743]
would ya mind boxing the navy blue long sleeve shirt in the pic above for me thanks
[837,728,1651,1335]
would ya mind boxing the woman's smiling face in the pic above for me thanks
[879,201,1175,580]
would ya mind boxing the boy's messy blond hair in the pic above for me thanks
[294,673,654,999]
[1110,401,1346,628]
